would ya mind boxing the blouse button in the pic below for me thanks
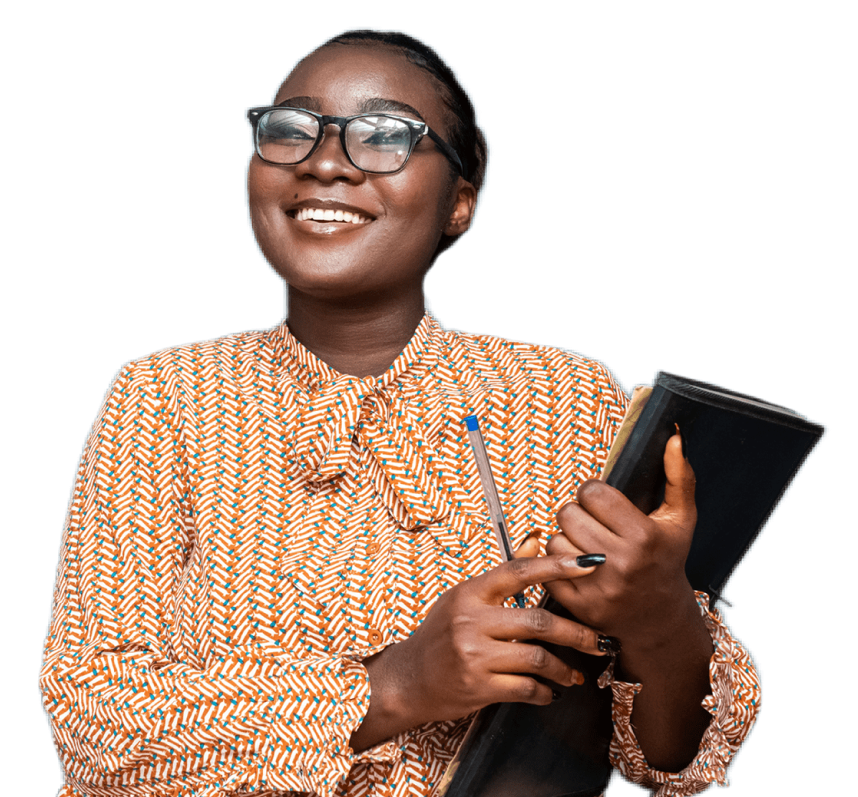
[366,542,380,555]
[368,628,383,646]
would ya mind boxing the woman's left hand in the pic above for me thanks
[544,430,700,655]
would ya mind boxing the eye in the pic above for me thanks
[361,130,407,147]
[259,110,318,144]
[350,117,412,150]
[272,126,315,142]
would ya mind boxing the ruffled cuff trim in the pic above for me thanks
[600,591,760,797]
[353,738,404,766]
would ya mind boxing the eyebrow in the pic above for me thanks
[275,96,425,122]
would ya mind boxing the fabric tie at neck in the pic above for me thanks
[286,374,452,529]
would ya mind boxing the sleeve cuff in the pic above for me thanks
[599,591,761,796]
[331,659,402,769]
[260,657,376,797]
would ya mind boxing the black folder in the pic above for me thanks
[438,372,823,797]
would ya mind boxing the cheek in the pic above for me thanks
[386,169,456,235]
[248,158,291,212]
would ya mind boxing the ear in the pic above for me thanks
[444,177,477,237]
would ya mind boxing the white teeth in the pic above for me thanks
[295,207,370,224]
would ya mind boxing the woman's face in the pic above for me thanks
[248,44,476,303]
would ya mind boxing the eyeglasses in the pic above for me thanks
[247,106,463,176]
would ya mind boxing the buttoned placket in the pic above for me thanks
[345,391,397,654]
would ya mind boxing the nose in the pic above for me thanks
[294,123,365,183]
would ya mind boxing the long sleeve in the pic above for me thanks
[40,364,374,797]
[601,592,760,795]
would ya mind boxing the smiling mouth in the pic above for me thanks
[291,207,372,224]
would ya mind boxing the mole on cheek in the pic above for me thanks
[294,193,298,199]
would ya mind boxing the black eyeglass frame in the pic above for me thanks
[247,105,464,176]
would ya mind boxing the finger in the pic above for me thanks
[481,604,605,656]
[556,498,622,550]
[488,640,586,687]
[543,577,581,610]
[544,534,587,596]
[544,531,584,559]
[545,534,607,572]
[653,429,697,532]
[478,554,599,603]
[514,532,541,559]
[488,672,556,706]
[542,535,609,613]
[564,472,664,540]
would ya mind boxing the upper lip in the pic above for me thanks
[286,198,377,219]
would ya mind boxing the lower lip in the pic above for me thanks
[289,215,373,235]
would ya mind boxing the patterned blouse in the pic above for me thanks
[41,314,759,797]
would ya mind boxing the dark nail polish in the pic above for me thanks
[598,635,622,655]
[576,553,606,568]
[551,689,562,701]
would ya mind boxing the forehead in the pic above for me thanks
[275,44,450,132]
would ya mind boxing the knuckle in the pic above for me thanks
[457,639,480,665]
[573,623,593,651]
[449,611,478,641]
[556,502,576,524]
[515,678,540,702]
[611,559,630,581]
[525,608,552,634]
[506,556,532,582]
[576,479,602,503]
[529,645,548,670]
[600,580,625,607]
[611,555,637,582]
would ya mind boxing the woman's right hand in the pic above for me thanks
[350,553,605,751]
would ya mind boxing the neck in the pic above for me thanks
[286,285,426,378]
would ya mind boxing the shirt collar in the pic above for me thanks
[273,312,442,392]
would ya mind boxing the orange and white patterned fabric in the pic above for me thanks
[41,314,759,797]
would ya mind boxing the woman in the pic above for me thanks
[41,30,758,797]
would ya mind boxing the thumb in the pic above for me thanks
[651,427,696,533]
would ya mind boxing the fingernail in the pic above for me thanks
[576,553,606,568]
[598,635,622,655]
[551,689,562,701]
[570,670,585,686]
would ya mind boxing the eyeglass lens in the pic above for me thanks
[257,109,413,173]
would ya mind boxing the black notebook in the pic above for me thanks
[438,372,823,797]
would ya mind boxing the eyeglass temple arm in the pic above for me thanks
[426,128,464,176]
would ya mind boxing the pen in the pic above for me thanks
[464,415,527,608]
